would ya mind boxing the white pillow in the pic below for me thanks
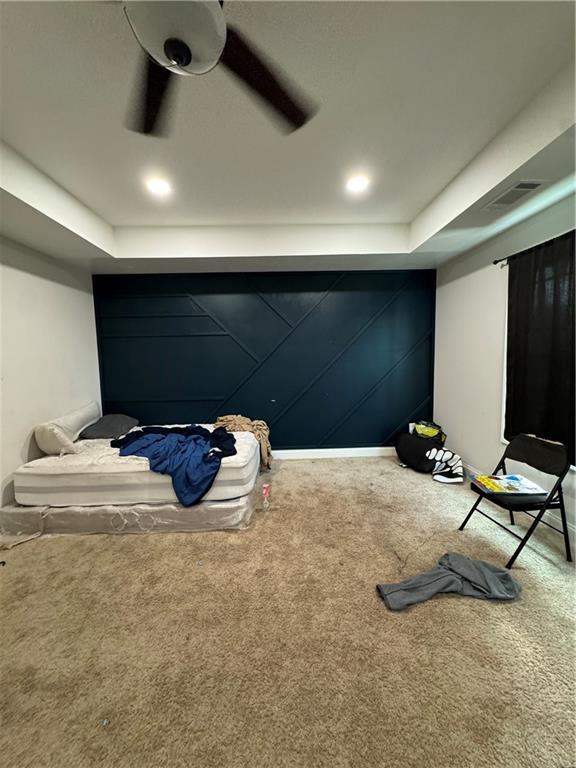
[34,422,78,456]
[34,401,101,456]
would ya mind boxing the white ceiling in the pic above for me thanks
[1,0,574,227]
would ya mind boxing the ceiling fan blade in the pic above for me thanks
[128,53,175,136]
[220,25,314,132]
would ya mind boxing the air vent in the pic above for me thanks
[484,180,546,210]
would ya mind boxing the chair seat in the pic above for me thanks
[470,481,554,511]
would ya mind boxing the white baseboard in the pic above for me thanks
[272,446,396,460]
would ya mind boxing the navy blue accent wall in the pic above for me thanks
[93,271,436,449]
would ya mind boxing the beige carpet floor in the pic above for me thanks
[1,458,574,768]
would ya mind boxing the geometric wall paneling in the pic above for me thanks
[94,271,435,448]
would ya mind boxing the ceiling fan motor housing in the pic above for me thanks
[124,0,226,75]
[124,0,314,136]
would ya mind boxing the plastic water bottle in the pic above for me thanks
[262,483,271,511]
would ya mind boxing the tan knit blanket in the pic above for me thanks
[215,415,271,470]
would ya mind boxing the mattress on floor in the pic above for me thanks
[14,430,259,507]
[0,494,255,537]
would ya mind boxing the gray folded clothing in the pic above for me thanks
[377,552,521,611]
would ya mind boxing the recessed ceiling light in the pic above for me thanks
[145,177,173,198]
[345,174,371,194]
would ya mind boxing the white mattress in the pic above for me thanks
[14,430,259,507]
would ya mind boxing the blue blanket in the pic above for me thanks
[113,426,237,506]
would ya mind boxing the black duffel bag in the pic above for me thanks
[395,421,446,474]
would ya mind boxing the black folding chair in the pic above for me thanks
[459,434,572,569]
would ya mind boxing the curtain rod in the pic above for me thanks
[493,255,511,267]
[493,249,528,267]
[492,229,574,268]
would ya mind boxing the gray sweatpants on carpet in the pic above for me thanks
[377,552,521,611]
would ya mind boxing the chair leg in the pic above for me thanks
[509,510,516,526]
[558,495,573,563]
[505,507,549,569]
[459,496,481,531]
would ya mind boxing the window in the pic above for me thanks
[504,230,575,464]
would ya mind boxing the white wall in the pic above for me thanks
[0,237,101,505]
[434,195,575,525]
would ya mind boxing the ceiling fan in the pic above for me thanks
[123,0,316,136]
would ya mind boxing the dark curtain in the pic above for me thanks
[505,229,575,465]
